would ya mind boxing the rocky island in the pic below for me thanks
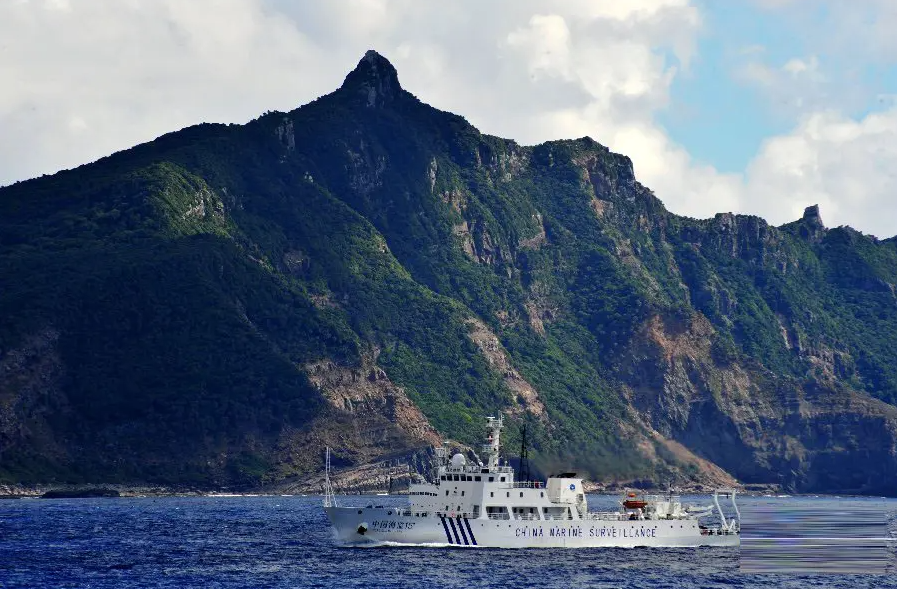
[1,51,896,496]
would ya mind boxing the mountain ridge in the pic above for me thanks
[2,50,896,494]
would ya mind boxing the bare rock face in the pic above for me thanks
[340,50,402,108]
[0,328,67,465]
[274,116,295,152]
[465,318,546,418]
[798,204,827,243]
[621,312,897,494]
[277,352,440,476]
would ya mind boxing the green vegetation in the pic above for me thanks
[2,53,896,490]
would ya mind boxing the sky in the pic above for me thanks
[2,0,897,237]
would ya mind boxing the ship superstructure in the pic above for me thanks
[324,415,740,548]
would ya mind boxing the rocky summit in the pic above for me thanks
[1,51,896,494]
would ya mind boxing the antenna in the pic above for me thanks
[519,423,531,483]
[323,446,337,508]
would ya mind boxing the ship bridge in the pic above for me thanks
[406,415,587,521]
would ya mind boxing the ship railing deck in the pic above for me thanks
[510,481,544,489]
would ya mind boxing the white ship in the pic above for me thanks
[324,415,740,548]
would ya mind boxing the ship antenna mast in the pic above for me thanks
[519,422,531,482]
[483,414,504,469]
[323,446,338,507]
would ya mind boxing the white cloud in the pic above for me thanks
[735,53,829,114]
[782,56,818,76]
[751,0,897,63]
[744,108,897,236]
[0,0,327,184]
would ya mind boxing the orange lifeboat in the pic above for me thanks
[622,492,647,509]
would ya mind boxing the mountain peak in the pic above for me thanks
[794,204,826,242]
[802,204,823,226]
[340,50,402,108]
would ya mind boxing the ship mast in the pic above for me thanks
[519,422,531,482]
[482,415,504,470]
[323,446,337,507]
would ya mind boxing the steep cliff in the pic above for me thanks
[1,51,896,493]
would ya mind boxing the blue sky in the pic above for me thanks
[662,1,897,176]
[660,1,798,173]
[2,0,897,236]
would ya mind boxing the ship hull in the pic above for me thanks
[325,506,739,548]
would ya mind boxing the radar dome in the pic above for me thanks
[450,453,467,467]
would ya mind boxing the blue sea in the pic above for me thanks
[1,494,895,588]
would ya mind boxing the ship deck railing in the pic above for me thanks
[487,513,575,521]
[436,511,478,519]
[443,465,514,475]
[510,481,544,489]
[583,512,632,521]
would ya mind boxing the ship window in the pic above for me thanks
[520,492,524,498]
[457,506,461,511]
[540,492,544,497]
[453,475,459,481]
[440,475,445,481]
[506,492,510,498]
[500,477,505,482]
[490,492,493,497]
[466,476,472,482]
[530,508,534,513]
[461,491,465,497]
[446,506,449,511]
[475,476,481,482]
[488,477,494,482]
[445,490,449,496]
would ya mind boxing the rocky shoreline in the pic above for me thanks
[1,479,783,499]
[0,483,210,499]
